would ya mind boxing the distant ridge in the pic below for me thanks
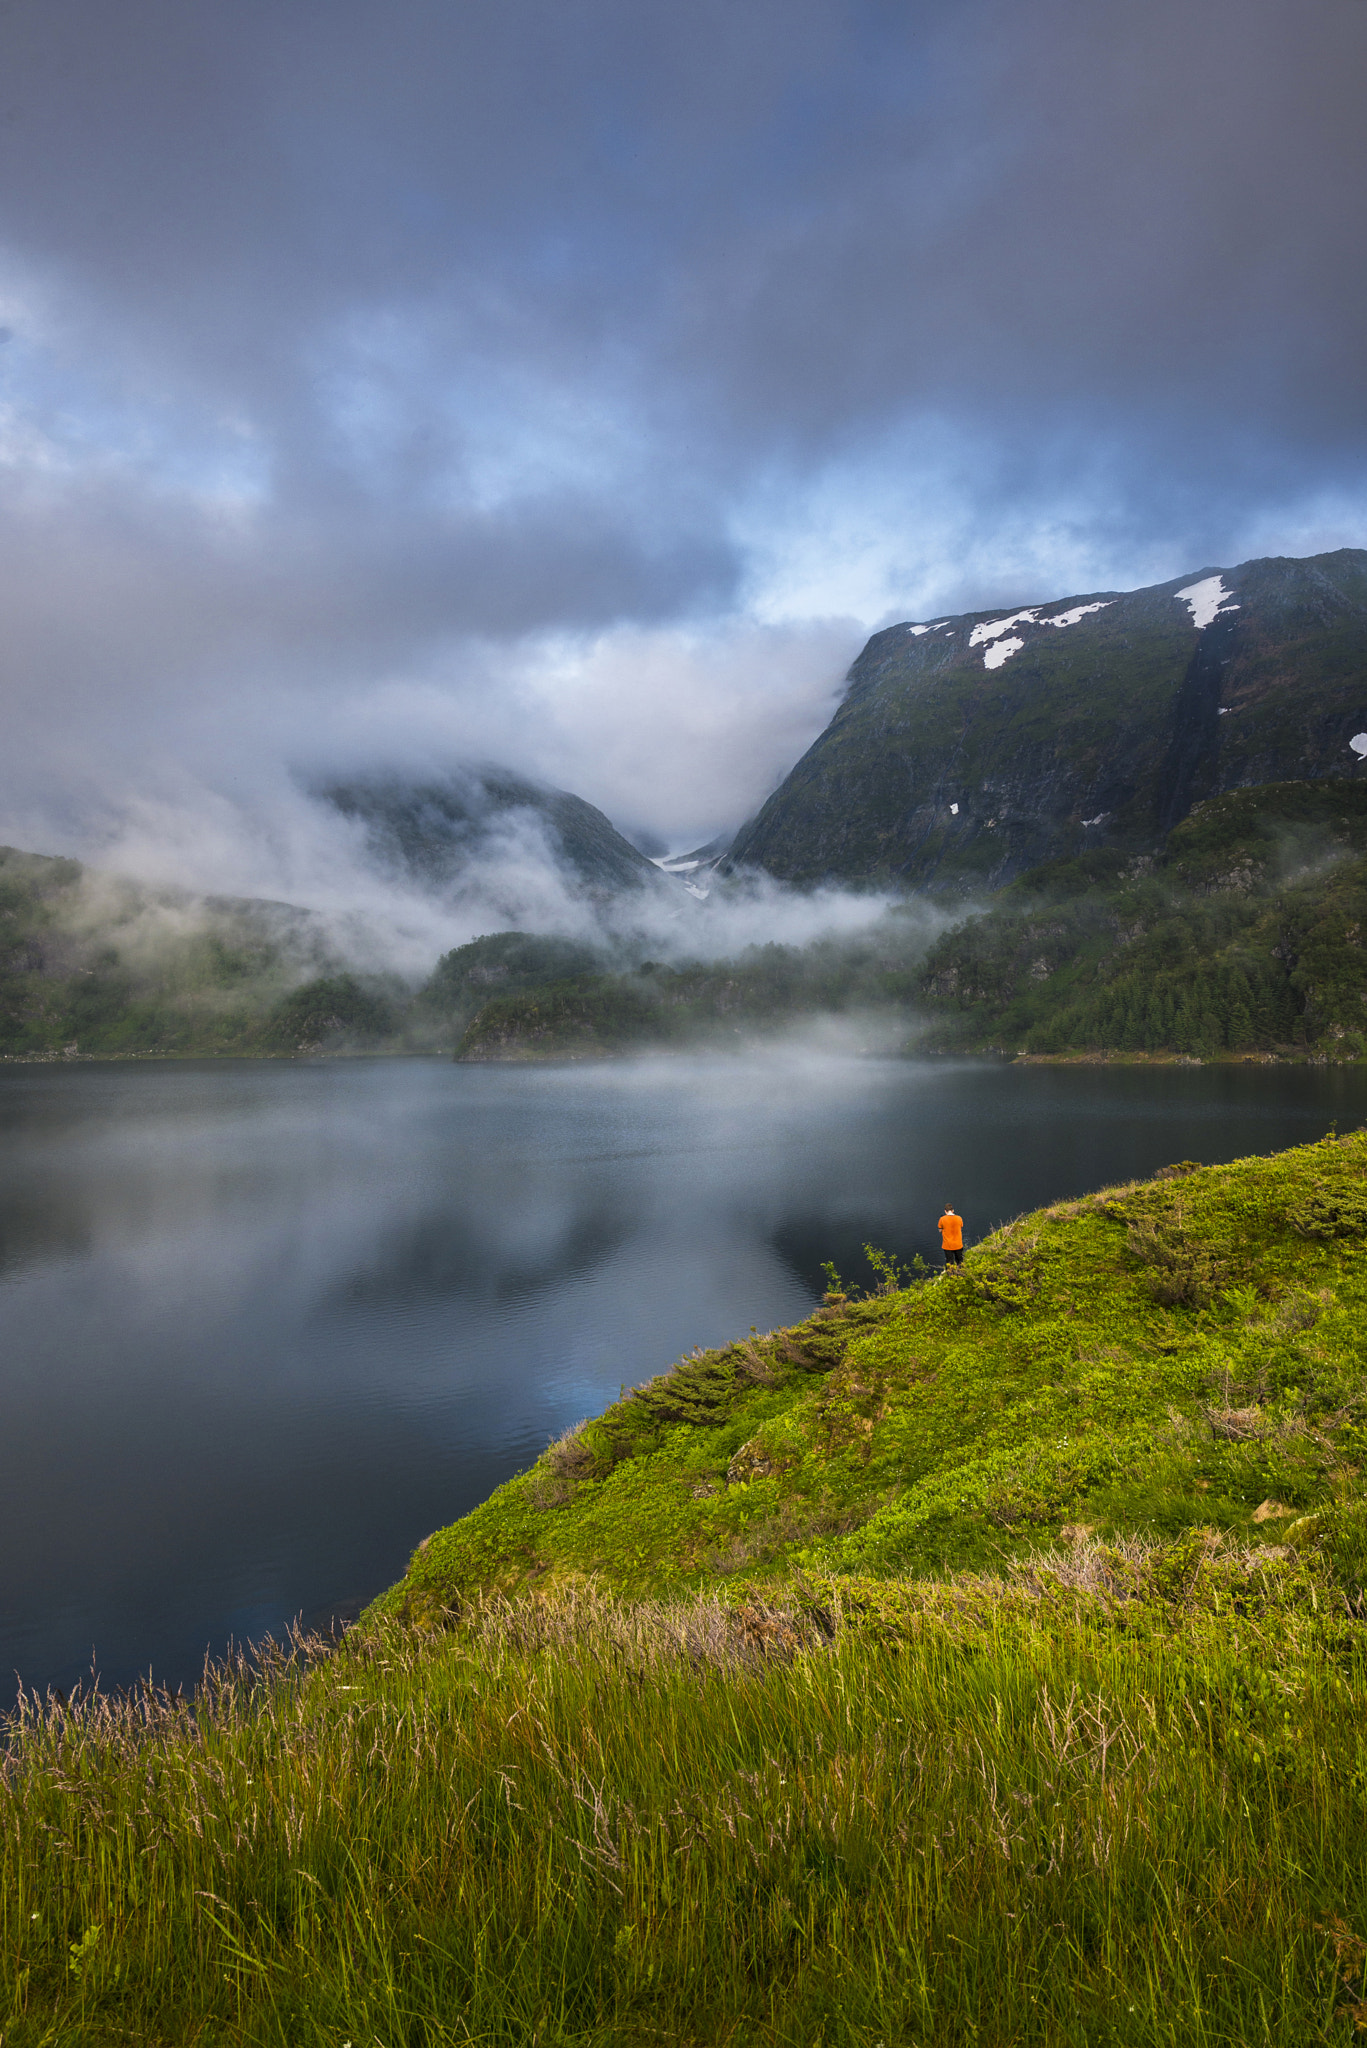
[724,548,1367,892]
[318,767,671,900]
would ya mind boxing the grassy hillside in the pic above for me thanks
[5,1134,1367,2044]
[918,779,1367,1058]
[384,1129,1367,1615]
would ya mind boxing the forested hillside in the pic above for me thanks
[0,845,390,1057]
[8,776,1367,1068]
[917,779,1367,1058]
[453,923,930,1058]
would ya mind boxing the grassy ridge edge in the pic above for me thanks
[383,1129,1367,1622]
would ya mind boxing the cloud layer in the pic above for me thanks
[0,0,1364,904]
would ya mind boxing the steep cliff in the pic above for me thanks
[725,548,1367,891]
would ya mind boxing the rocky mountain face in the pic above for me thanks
[319,768,670,900]
[724,549,1367,892]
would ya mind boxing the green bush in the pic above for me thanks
[265,974,398,1051]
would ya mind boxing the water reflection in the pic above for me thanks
[0,1052,1361,1700]
[331,1203,632,1309]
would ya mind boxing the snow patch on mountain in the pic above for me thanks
[969,610,1039,648]
[1044,601,1111,629]
[1177,575,1239,630]
[967,598,1111,667]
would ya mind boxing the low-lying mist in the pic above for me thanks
[286,765,929,978]
[0,762,964,1062]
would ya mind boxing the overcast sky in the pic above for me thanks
[2,0,1366,882]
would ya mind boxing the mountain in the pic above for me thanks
[725,548,1367,892]
[318,767,670,899]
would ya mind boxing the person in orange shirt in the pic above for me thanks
[938,1204,964,1269]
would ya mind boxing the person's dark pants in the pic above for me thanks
[943,1247,963,1267]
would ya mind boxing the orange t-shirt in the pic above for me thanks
[938,1211,963,1250]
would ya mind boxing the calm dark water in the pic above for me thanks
[1,1052,1363,1700]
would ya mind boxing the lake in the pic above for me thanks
[2,1051,1363,1700]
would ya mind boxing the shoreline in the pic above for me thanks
[3,1041,1365,1070]
[1004,1047,1367,1068]
[0,1047,455,1066]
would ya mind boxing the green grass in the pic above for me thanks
[5,1555,1367,2043]
[5,1132,1367,2043]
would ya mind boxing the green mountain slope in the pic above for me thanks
[918,777,1367,1057]
[0,845,346,1057]
[381,1130,1367,1618]
[415,929,613,1046]
[726,548,1367,891]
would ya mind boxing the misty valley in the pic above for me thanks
[9,632,1366,2025]
[5,544,1367,1699]
[6,543,1367,1699]
[5,549,1367,1071]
